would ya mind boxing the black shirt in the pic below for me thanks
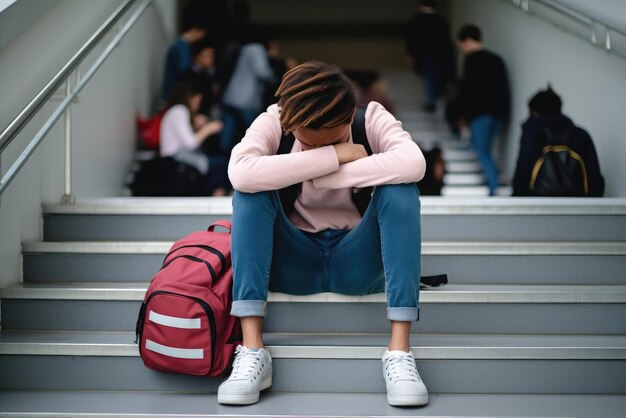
[406,11,455,81]
[460,49,510,122]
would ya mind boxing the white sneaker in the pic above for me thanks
[382,349,428,406]
[217,345,272,405]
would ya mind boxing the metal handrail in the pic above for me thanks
[510,0,626,57]
[0,0,135,155]
[0,0,153,198]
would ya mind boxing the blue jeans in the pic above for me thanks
[420,57,442,107]
[469,114,503,195]
[230,184,422,322]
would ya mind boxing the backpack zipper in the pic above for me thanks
[163,244,226,271]
[161,254,218,281]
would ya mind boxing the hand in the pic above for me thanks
[333,143,368,164]
[196,120,224,143]
[194,114,209,130]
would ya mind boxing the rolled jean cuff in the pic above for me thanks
[231,300,267,318]
[387,307,419,322]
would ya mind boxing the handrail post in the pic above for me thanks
[61,76,75,205]
[605,28,612,51]
[591,22,597,45]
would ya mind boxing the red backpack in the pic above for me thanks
[135,220,241,376]
[135,111,165,150]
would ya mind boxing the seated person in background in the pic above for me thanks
[180,38,217,120]
[160,82,230,196]
[512,87,604,197]
[161,20,207,103]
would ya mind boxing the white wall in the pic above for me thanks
[449,0,626,196]
[0,0,170,287]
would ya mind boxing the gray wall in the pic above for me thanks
[449,0,626,196]
[0,0,171,287]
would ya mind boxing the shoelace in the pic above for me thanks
[384,352,421,383]
[229,346,265,382]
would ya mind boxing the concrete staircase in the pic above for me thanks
[1,196,626,417]
[383,69,512,197]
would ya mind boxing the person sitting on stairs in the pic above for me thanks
[218,60,429,407]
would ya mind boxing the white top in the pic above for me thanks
[159,105,197,157]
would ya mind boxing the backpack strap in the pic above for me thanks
[419,274,448,289]
[277,105,373,216]
[208,220,232,233]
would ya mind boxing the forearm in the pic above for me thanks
[229,145,340,192]
[313,147,426,189]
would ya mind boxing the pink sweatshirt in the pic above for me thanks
[228,101,426,233]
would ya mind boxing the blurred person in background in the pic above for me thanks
[161,18,207,102]
[457,24,510,196]
[160,82,230,196]
[180,38,218,120]
[345,69,396,115]
[218,28,274,156]
[406,0,456,112]
[512,87,604,197]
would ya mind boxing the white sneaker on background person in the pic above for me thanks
[217,345,272,405]
[382,349,429,406]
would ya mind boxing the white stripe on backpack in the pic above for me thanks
[149,310,201,329]
[145,339,204,359]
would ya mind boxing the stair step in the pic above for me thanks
[20,241,626,284]
[1,332,625,393]
[4,282,626,302]
[2,391,625,417]
[445,160,483,173]
[42,197,626,215]
[443,173,486,185]
[2,331,625,359]
[3,283,626,334]
[22,240,626,255]
[41,198,626,242]
[442,186,514,197]
[442,148,478,161]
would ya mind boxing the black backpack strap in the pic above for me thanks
[420,274,448,289]
[350,106,373,216]
[277,131,296,155]
[350,106,372,155]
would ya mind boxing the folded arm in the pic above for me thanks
[313,102,426,189]
[228,106,340,192]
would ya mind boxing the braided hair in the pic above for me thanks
[274,61,356,134]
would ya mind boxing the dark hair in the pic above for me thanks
[457,24,482,42]
[528,86,562,115]
[275,61,356,133]
[167,82,202,126]
[191,38,215,58]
